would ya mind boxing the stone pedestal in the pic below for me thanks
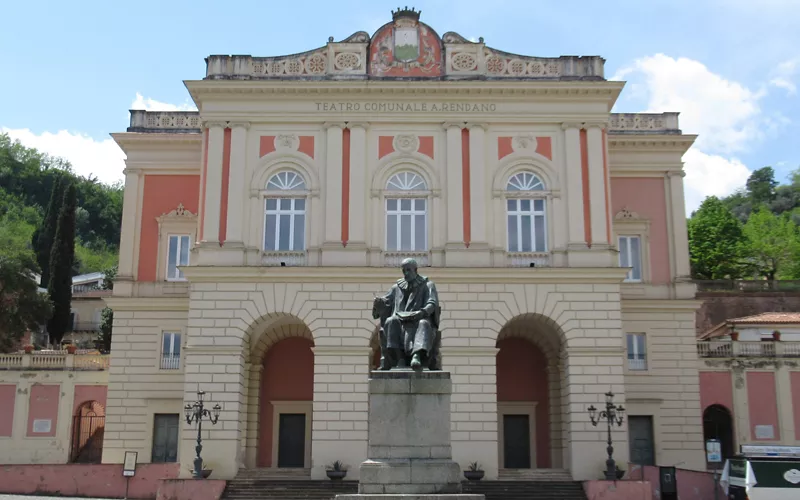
[336,370,484,500]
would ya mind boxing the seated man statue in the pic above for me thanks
[372,258,440,371]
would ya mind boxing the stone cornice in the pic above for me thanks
[180,265,632,284]
[607,134,697,154]
[620,299,703,313]
[104,297,190,311]
[110,133,202,155]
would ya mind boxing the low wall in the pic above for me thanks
[156,479,226,500]
[0,463,180,499]
[584,480,652,500]
[628,463,725,500]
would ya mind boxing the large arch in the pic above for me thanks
[496,313,565,471]
[242,314,315,469]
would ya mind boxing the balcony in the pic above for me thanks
[697,341,800,359]
[507,252,550,268]
[127,110,201,134]
[0,352,110,371]
[160,355,180,370]
[627,358,647,371]
[262,251,307,267]
[384,252,430,268]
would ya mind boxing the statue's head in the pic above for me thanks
[401,258,418,282]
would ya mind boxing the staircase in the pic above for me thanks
[222,469,587,500]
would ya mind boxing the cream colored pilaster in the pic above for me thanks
[732,369,750,447]
[116,168,141,283]
[585,122,609,247]
[348,122,368,246]
[225,122,250,248]
[443,122,464,248]
[323,122,344,246]
[775,366,794,442]
[467,123,487,247]
[201,122,226,245]
[562,123,585,249]
[668,171,691,279]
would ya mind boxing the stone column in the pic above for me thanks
[467,123,487,247]
[116,168,141,283]
[562,123,586,248]
[225,122,250,248]
[323,122,345,246]
[585,122,609,247]
[201,121,227,245]
[180,346,247,479]
[348,122,369,247]
[443,122,464,248]
[668,171,691,279]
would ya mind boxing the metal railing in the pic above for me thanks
[697,341,800,358]
[160,355,180,370]
[627,358,647,371]
[694,280,800,292]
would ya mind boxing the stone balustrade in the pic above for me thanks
[697,340,800,359]
[0,352,110,371]
[608,112,681,134]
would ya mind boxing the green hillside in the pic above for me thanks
[0,133,122,278]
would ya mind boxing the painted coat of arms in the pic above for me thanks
[393,25,419,62]
[370,8,442,76]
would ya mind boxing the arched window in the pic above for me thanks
[264,171,306,251]
[506,171,547,252]
[385,172,427,251]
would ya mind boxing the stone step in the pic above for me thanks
[222,479,587,500]
[498,468,574,481]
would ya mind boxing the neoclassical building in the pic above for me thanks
[104,9,704,482]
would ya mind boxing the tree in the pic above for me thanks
[0,244,53,352]
[688,196,750,279]
[46,183,77,346]
[32,175,64,286]
[98,307,113,353]
[743,207,800,280]
[746,167,778,206]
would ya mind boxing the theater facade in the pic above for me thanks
[104,9,704,481]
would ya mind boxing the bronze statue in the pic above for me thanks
[372,258,442,371]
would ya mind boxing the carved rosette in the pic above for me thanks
[511,134,537,153]
[274,134,300,152]
[334,52,362,71]
[393,134,420,154]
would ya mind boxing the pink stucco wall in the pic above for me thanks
[628,464,725,500]
[27,384,60,437]
[0,384,15,436]
[747,371,780,440]
[699,371,734,413]
[610,177,670,284]
[0,463,180,499]
[73,385,108,414]
[583,480,652,500]
[791,372,800,440]
[156,479,226,500]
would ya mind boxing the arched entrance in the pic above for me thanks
[243,315,314,469]
[496,314,564,471]
[703,404,734,463]
[70,401,105,463]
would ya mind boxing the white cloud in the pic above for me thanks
[612,54,765,154]
[130,92,196,112]
[682,149,751,215]
[1,127,126,186]
[769,58,798,95]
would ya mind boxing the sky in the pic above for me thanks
[1,0,798,215]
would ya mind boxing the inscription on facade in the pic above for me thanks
[315,102,497,112]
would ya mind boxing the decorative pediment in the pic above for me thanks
[615,207,641,220]
[157,203,196,222]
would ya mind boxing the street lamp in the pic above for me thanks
[184,390,221,479]
[588,391,626,481]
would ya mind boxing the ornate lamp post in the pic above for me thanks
[588,391,626,480]
[184,390,221,479]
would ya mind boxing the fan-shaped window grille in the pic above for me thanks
[507,172,545,191]
[267,171,306,191]
[264,171,306,251]
[386,172,427,191]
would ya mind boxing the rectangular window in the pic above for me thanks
[386,198,427,251]
[166,235,190,281]
[151,414,179,463]
[507,198,547,252]
[161,332,181,370]
[618,235,642,281]
[627,333,647,371]
[265,198,305,251]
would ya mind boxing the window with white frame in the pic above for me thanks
[161,332,181,370]
[506,172,547,252]
[619,235,642,282]
[166,235,190,281]
[264,171,306,251]
[627,333,647,371]
[385,172,427,251]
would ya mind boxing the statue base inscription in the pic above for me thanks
[335,370,484,500]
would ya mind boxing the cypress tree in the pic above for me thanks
[33,175,64,286]
[47,183,76,346]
